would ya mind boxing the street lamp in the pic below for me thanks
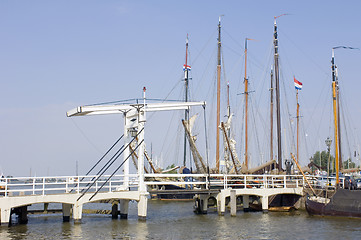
[325,137,332,188]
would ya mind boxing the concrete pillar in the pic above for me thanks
[243,195,250,212]
[138,194,147,221]
[111,203,118,219]
[62,203,71,222]
[217,190,226,216]
[119,199,129,219]
[200,194,208,214]
[262,196,269,213]
[230,190,236,217]
[73,203,83,223]
[18,206,28,224]
[0,208,11,226]
[44,203,49,213]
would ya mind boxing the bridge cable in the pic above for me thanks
[88,139,145,201]
[83,134,124,178]
[76,128,144,201]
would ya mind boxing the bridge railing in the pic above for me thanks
[2,173,336,197]
[0,174,139,197]
[144,173,306,190]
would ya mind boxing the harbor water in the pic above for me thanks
[1,200,360,239]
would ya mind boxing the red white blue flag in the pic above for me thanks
[294,77,302,90]
[183,64,191,71]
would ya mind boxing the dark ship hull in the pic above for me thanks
[306,189,361,218]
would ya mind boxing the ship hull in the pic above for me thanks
[306,189,361,218]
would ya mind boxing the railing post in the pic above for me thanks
[42,177,45,195]
[109,179,112,192]
[244,175,246,188]
[5,179,8,197]
[206,174,209,190]
[283,175,286,188]
[263,175,267,188]
[33,178,35,195]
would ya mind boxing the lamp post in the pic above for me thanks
[325,137,332,189]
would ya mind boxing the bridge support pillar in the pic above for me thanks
[138,194,147,221]
[230,190,236,216]
[199,194,208,214]
[261,196,269,213]
[62,203,71,222]
[112,203,118,219]
[0,208,11,226]
[17,206,28,224]
[73,203,83,223]
[243,195,250,212]
[119,199,129,219]
[217,190,227,216]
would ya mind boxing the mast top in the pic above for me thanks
[218,14,224,24]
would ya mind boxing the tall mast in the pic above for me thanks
[331,48,340,186]
[244,38,249,169]
[296,88,299,163]
[335,66,343,171]
[216,16,222,173]
[274,17,282,171]
[270,68,274,161]
[183,34,190,167]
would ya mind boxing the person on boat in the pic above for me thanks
[182,167,193,189]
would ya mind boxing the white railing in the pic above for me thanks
[144,174,306,190]
[1,173,344,198]
[0,174,139,197]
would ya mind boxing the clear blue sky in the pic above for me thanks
[1,1,360,176]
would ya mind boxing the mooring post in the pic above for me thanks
[119,199,129,219]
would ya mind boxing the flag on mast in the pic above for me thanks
[183,64,191,71]
[294,77,302,90]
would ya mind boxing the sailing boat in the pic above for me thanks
[305,47,361,217]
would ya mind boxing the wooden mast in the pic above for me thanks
[244,38,249,169]
[274,16,282,171]
[331,48,340,187]
[335,67,343,171]
[183,34,190,167]
[270,68,274,161]
[216,16,222,173]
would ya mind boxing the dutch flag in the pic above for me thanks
[183,64,191,71]
[294,77,302,90]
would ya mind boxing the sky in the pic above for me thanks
[1,0,361,177]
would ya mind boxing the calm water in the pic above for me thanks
[1,200,361,239]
